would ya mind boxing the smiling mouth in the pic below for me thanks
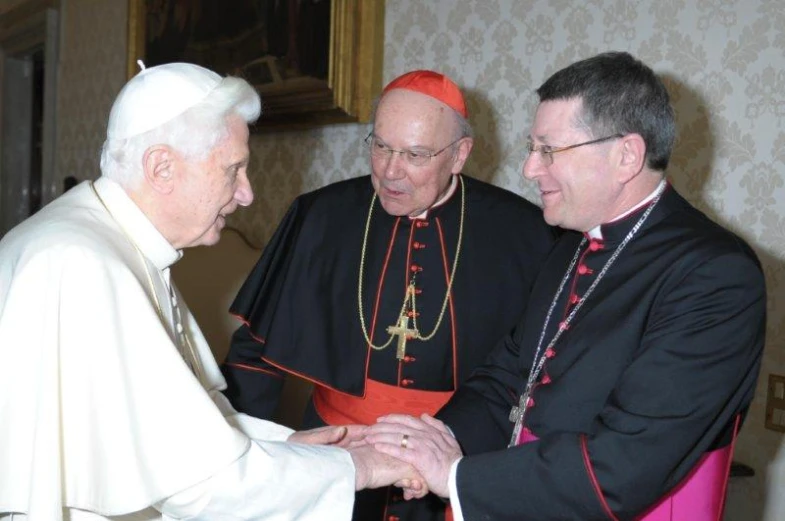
[539,189,561,203]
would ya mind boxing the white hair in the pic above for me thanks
[100,76,261,188]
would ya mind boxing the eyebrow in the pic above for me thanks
[227,157,249,169]
[372,134,435,150]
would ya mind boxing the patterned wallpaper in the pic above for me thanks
[55,0,784,518]
[55,0,127,184]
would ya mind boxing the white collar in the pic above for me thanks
[409,174,459,220]
[93,176,182,270]
[587,179,667,240]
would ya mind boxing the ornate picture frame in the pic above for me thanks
[127,0,385,130]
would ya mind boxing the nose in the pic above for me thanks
[234,172,254,207]
[380,151,406,180]
[522,152,544,181]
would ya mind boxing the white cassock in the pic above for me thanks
[0,177,355,521]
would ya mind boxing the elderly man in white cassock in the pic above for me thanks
[0,62,423,521]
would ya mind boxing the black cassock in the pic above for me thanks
[223,174,556,521]
[438,184,767,521]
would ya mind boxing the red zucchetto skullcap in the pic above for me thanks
[382,70,468,118]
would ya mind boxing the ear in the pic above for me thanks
[142,145,175,194]
[616,133,647,184]
[450,137,474,174]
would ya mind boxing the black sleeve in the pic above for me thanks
[438,323,530,455]
[221,324,286,420]
[229,198,305,334]
[221,198,306,420]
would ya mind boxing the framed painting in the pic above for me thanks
[127,0,385,130]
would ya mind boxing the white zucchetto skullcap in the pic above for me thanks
[107,62,222,140]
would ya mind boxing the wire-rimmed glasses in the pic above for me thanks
[526,134,623,166]
[365,133,462,167]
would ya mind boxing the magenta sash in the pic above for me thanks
[517,428,733,521]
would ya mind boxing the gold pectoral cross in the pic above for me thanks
[386,314,417,360]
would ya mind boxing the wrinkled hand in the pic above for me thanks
[288,424,368,447]
[337,424,373,449]
[364,413,462,498]
[349,445,428,498]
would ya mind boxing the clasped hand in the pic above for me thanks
[287,423,427,496]
[363,413,463,499]
[289,414,462,499]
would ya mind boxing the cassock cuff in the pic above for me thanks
[448,457,465,521]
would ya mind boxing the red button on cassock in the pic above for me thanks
[577,264,593,275]
[589,240,604,251]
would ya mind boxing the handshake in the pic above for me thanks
[288,413,463,500]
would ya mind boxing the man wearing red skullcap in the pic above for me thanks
[223,70,556,521]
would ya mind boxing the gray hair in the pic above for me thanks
[100,76,261,188]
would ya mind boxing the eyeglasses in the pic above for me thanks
[365,133,462,167]
[525,134,623,166]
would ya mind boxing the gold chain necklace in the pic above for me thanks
[357,175,465,358]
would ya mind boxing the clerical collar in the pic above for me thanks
[93,176,182,270]
[409,174,458,220]
[586,179,668,240]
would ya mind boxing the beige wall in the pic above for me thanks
[56,1,785,519]
[56,0,127,182]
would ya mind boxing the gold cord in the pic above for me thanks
[90,181,163,318]
[357,175,465,350]
[89,181,204,380]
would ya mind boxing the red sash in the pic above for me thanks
[313,379,454,426]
